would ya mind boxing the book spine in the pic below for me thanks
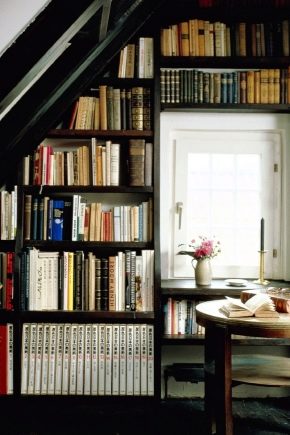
[21,323,30,394]
[112,324,120,395]
[98,324,106,395]
[105,324,112,395]
[84,324,92,395]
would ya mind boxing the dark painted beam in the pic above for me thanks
[0,0,165,187]
[0,0,98,102]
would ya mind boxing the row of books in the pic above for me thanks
[0,252,14,311]
[20,249,154,312]
[24,194,153,242]
[21,323,154,396]
[163,298,206,336]
[118,37,154,78]
[161,18,290,57]
[68,86,151,131]
[0,324,13,395]
[0,187,17,240]
[161,68,290,105]
[23,139,153,187]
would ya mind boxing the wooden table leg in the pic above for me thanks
[204,325,233,435]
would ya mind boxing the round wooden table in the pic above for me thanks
[196,299,290,435]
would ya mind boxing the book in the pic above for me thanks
[128,139,145,186]
[21,323,30,394]
[84,324,92,395]
[220,294,279,318]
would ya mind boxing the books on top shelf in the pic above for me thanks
[20,322,154,396]
[220,294,279,318]
[161,18,290,57]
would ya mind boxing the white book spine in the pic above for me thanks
[72,195,80,241]
[105,324,112,395]
[91,324,98,395]
[62,323,71,395]
[21,324,30,394]
[110,143,120,186]
[76,324,85,395]
[147,324,154,396]
[140,324,148,395]
[84,324,92,395]
[112,324,120,395]
[133,324,141,395]
[27,323,37,394]
[119,324,126,395]
[55,324,64,395]
[34,323,43,394]
[40,324,50,395]
[126,324,134,396]
[69,324,78,394]
[98,324,106,395]
[47,323,57,394]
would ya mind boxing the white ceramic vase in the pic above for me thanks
[194,258,212,286]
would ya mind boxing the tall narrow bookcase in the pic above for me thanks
[0,30,161,419]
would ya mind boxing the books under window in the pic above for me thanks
[220,294,279,318]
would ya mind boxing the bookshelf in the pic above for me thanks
[0,29,161,406]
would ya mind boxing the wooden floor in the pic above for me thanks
[4,397,290,434]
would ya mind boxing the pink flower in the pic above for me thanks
[178,236,221,260]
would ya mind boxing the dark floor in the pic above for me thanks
[3,397,290,434]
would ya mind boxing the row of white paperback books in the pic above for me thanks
[21,323,154,396]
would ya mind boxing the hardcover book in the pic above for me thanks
[220,294,279,318]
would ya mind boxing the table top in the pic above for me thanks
[196,299,290,338]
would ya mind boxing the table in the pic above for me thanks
[196,299,290,435]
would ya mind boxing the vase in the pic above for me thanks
[194,258,212,286]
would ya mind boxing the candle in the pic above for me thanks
[260,218,264,251]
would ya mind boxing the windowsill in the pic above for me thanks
[161,278,290,297]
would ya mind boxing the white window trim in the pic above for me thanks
[160,112,290,281]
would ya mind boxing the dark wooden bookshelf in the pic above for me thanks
[161,103,290,113]
[160,56,290,69]
[19,185,153,194]
[47,129,154,139]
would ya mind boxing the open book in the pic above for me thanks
[220,293,279,318]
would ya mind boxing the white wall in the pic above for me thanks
[0,0,51,56]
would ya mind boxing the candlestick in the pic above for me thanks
[253,250,269,285]
[260,218,264,251]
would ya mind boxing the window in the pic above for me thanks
[160,113,285,280]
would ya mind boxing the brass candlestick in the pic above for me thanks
[253,250,269,285]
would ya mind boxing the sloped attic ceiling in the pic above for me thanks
[0,0,165,187]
